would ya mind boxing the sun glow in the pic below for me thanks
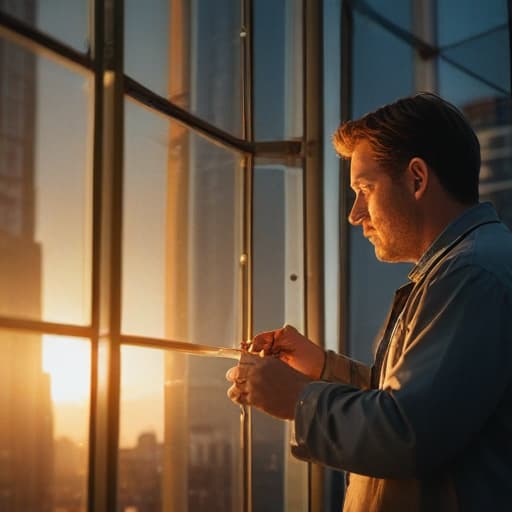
[42,336,91,403]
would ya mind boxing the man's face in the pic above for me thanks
[348,140,419,263]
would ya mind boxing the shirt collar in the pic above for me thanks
[408,202,500,283]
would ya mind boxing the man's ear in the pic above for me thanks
[407,157,429,199]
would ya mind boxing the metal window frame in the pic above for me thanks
[349,0,510,95]
[0,1,318,512]
[303,1,325,511]
[509,0,512,93]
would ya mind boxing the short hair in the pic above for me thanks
[333,92,480,204]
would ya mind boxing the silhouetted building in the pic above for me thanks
[53,437,87,512]
[118,425,236,512]
[464,96,512,228]
[188,424,233,511]
[118,433,163,512]
[0,1,54,510]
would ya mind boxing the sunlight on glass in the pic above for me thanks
[120,345,164,448]
[42,336,91,403]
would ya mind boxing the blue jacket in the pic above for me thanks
[293,202,512,511]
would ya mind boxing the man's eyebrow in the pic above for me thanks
[351,175,375,187]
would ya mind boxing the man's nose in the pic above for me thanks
[348,195,368,226]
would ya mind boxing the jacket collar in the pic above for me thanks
[408,202,500,283]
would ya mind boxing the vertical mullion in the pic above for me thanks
[89,0,124,511]
[303,1,325,511]
[241,1,254,511]
[87,0,104,509]
[335,4,353,507]
[508,0,512,93]
[338,0,353,357]
[103,0,124,508]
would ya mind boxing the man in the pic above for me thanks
[226,93,512,511]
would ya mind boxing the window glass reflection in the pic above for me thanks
[118,345,242,512]
[441,27,510,94]
[0,0,89,53]
[361,0,412,33]
[352,12,414,117]
[253,0,303,140]
[0,35,93,325]
[464,97,512,229]
[0,330,90,512]
[438,56,512,230]
[125,0,242,136]
[122,100,243,347]
[252,161,307,512]
[437,0,507,47]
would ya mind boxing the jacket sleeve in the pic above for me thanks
[320,350,371,389]
[292,265,512,478]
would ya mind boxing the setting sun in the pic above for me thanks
[42,336,91,403]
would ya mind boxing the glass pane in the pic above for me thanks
[252,161,307,512]
[0,0,89,53]
[440,61,512,230]
[118,345,242,511]
[0,330,90,511]
[437,0,508,47]
[352,12,414,117]
[441,27,510,94]
[323,0,341,354]
[122,99,243,347]
[124,0,242,136]
[362,0,412,33]
[0,35,93,324]
[253,0,303,140]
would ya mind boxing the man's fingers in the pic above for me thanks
[249,330,276,353]
[225,366,238,382]
[227,383,249,404]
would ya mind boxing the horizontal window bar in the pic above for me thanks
[350,0,439,59]
[439,22,508,52]
[125,76,303,157]
[0,10,94,71]
[253,140,303,156]
[439,54,509,95]
[0,316,95,338]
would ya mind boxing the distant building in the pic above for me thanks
[464,96,512,228]
[118,433,163,512]
[53,437,87,512]
[118,425,235,512]
[188,424,233,511]
[0,1,54,510]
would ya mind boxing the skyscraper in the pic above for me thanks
[464,96,512,228]
[0,1,54,510]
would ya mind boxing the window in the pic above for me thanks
[0,1,308,511]
[342,0,512,363]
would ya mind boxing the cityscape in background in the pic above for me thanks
[0,1,511,512]
[465,96,512,229]
[0,1,286,511]
[0,0,54,511]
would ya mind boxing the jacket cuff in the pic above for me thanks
[320,350,371,389]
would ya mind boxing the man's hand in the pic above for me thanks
[226,351,312,420]
[245,325,325,380]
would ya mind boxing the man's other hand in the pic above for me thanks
[226,351,312,420]
[244,325,325,380]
